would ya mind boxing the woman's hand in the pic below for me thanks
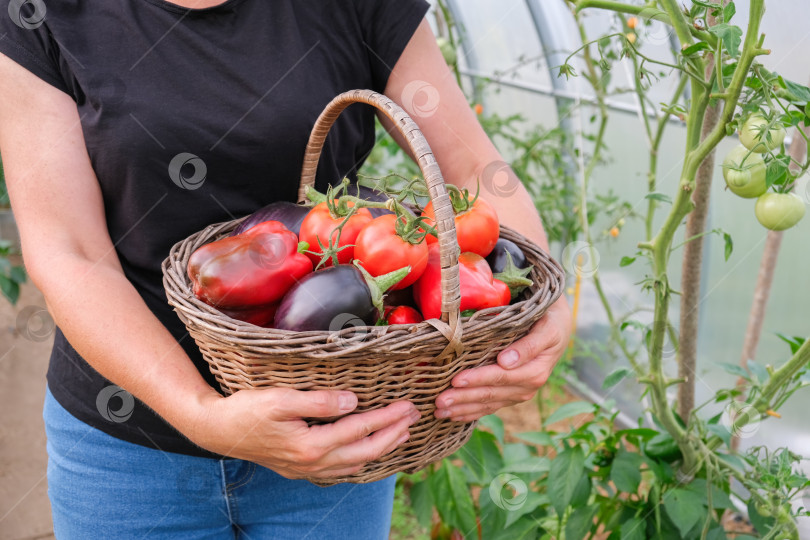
[433,299,571,422]
[190,389,420,479]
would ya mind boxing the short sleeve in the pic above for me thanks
[0,2,70,95]
[354,0,430,93]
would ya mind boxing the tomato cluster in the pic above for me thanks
[187,184,534,331]
[722,113,805,231]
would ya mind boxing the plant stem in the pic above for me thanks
[642,0,766,478]
[678,2,725,424]
[436,0,463,89]
[646,75,688,240]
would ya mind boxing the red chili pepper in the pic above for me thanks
[385,305,424,325]
[188,220,312,309]
[413,244,511,320]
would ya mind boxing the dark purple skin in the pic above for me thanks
[232,185,394,237]
[486,238,529,274]
[274,266,377,331]
[231,201,310,236]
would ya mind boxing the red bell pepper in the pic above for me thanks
[218,303,278,327]
[188,220,312,309]
[413,244,511,320]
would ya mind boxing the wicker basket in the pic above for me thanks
[162,89,564,485]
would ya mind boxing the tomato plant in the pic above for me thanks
[739,113,786,153]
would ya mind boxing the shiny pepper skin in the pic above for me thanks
[188,220,312,309]
[413,244,511,320]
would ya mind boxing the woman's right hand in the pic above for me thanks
[190,389,420,479]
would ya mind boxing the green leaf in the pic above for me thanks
[457,429,503,484]
[766,153,791,188]
[610,449,644,493]
[663,488,707,537]
[547,446,586,516]
[544,401,595,426]
[500,456,550,476]
[682,42,710,57]
[570,473,592,507]
[619,256,636,267]
[603,367,632,389]
[747,499,775,536]
[746,360,769,384]
[504,490,546,528]
[0,273,19,305]
[718,362,749,379]
[645,192,672,204]
[479,415,505,444]
[723,1,736,22]
[408,479,434,529]
[565,504,598,540]
[430,462,478,534]
[620,517,646,540]
[784,78,810,103]
[514,431,553,447]
[708,23,743,58]
[775,333,805,355]
[723,232,733,261]
[684,478,735,510]
[707,525,729,540]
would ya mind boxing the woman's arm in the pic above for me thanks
[0,53,418,478]
[383,20,572,422]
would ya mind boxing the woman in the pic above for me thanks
[0,0,570,538]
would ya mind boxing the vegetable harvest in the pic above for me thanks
[187,178,535,331]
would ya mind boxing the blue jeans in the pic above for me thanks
[43,387,396,539]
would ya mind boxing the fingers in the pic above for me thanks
[435,384,532,411]
[452,356,554,390]
[311,400,419,449]
[321,414,415,470]
[435,400,514,421]
[270,388,359,419]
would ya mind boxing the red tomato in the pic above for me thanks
[421,197,499,257]
[385,305,424,325]
[353,214,429,290]
[298,201,372,267]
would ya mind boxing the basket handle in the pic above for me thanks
[298,89,462,352]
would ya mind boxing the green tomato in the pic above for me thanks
[436,37,457,66]
[722,145,767,198]
[739,113,786,153]
[755,192,806,231]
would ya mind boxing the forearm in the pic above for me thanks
[33,252,219,440]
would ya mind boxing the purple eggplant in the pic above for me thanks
[232,201,310,237]
[274,263,410,331]
[486,238,528,274]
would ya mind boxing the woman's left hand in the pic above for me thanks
[434,299,572,422]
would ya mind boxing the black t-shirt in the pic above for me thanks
[0,0,429,458]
